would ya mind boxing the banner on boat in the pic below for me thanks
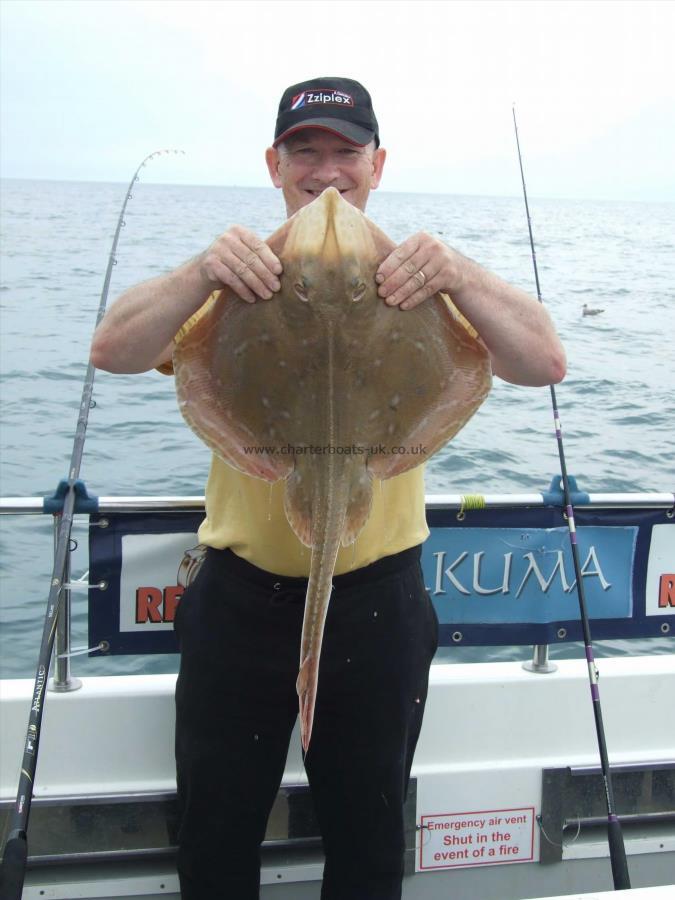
[87,505,674,655]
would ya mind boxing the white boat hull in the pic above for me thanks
[2,655,674,898]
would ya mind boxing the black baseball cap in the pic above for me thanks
[273,77,380,148]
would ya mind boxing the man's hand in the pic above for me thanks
[91,227,283,374]
[375,230,566,386]
[199,226,283,303]
[375,232,462,310]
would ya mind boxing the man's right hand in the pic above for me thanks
[91,226,284,374]
[199,226,283,303]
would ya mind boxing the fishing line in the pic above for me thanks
[0,150,184,900]
[512,106,630,891]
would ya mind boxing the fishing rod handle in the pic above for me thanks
[0,834,27,900]
[608,817,631,890]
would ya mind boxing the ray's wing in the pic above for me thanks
[367,303,491,480]
[173,219,298,483]
[352,219,492,481]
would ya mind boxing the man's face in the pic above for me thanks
[265,130,386,217]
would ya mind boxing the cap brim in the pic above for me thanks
[273,118,375,148]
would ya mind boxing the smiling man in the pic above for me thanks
[265,79,386,215]
[91,77,565,900]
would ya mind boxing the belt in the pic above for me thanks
[210,544,422,594]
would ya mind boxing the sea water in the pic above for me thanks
[1,180,673,677]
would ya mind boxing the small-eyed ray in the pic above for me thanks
[174,187,492,750]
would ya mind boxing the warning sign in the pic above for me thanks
[419,807,535,870]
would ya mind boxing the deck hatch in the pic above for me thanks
[539,761,675,863]
[0,780,417,872]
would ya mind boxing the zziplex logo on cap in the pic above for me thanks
[291,90,355,110]
[274,77,379,147]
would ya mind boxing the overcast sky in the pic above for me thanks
[1,0,674,201]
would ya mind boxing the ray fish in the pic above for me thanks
[173,187,492,750]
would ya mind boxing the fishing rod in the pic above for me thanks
[511,106,630,891]
[0,149,184,900]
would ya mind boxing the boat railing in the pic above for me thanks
[4,490,675,514]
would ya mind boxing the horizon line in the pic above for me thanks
[0,174,672,206]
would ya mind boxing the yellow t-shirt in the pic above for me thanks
[197,454,427,577]
[161,291,475,577]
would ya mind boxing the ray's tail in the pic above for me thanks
[296,463,348,753]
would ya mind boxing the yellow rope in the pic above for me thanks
[458,494,487,520]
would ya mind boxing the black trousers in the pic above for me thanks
[174,545,438,900]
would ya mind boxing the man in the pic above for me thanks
[91,77,565,899]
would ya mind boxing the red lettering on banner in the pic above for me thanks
[136,585,185,623]
[136,587,163,623]
[659,574,675,608]
[163,585,183,622]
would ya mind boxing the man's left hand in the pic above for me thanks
[375,232,463,309]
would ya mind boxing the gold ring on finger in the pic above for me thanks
[414,269,427,286]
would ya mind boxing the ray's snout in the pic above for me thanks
[284,187,374,263]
